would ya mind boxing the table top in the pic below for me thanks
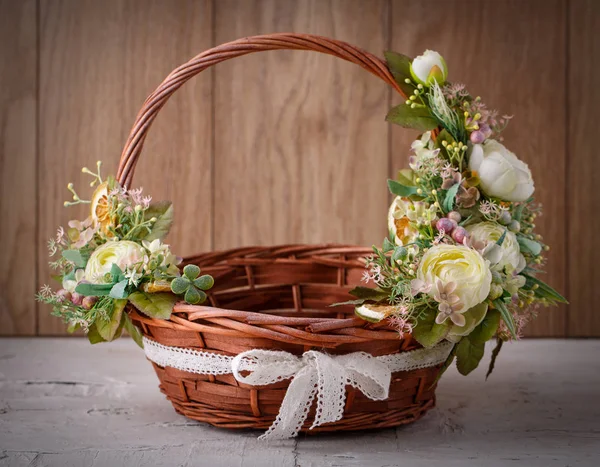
[0,338,598,467]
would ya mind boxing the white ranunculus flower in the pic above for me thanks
[417,244,491,313]
[468,140,534,202]
[410,50,448,86]
[85,240,145,283]
[467,222,526,273]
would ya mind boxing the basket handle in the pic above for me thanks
[116,33,405,186]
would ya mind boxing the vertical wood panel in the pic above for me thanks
[38,0,212,334]
[390,0,567,337]
[567,0,600,336]
[213,0,390,249]
[0,0,37,335]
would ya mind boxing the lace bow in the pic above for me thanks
[232,349,391,440]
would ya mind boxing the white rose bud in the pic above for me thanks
[410,50,448,86]
[468,140,535,202]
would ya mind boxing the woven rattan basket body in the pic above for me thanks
[119,34,443,433]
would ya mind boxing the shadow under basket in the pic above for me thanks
[129,244,443,433]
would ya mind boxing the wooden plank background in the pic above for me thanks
[0,0,596,337]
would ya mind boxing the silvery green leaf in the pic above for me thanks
[193,275,214,291]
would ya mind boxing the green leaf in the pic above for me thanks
[112,313,126,340]
[183,264,200,280]
[62,249,89,268]
[96,299,127,341]
[110,263,125,283]
[396,168,415,187]
[392,246,408,261]
[447,302,489,342]
[496,229,507,246]
[443,183,461,213]
[388,179,418,197]
[184,287,206,305]
[109,279,130,299]
[170,276,190,295]
[124,314,144,349]
[469,309,501,345]
[486,338,504,380]
[386,104,438,132]
[348,286,389,302]
[87,323,106,344]
[436,129,456,148]
[383,51,414,97]
[512,203,525,222]
[382,237,395,253]
[517,235,542,256]
[143,201,174,242]
[456,337,485,375]
[193,275,214,291]
[128,291,176,320]
[523,274,568,304]
[412,307,450,348]
[493,299,517,340]
[75,282,114,297]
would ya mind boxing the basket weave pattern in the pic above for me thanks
[121,34,441,433]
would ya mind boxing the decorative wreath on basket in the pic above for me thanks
[38,34,566,439]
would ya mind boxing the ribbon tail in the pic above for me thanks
[310,353,347,429]
[259,366,317,441]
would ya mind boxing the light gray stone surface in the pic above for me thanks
[0,338,598,466]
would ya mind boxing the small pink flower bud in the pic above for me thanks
[452,226,469,244]
[436,218,457,234]
[82,296,97,310]
[447,211,461,223]
[470,130,485,144]
[56,289,71,303]
[479,123,493,138]
[70,292,84,306]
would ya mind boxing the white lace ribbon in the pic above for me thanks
[143,337,453,440]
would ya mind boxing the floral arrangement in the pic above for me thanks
[36,162,214,347]
[345,50,566,377]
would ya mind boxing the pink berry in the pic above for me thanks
[479,123,493,138]
[56,289,71,303]
[70,292,83,306]
[436,218,457,234]
[82,296,98,310]
[447,211,461,223]
[470,130,485,144]
[452,226,469,244]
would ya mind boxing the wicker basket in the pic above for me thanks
[119,34,443,434]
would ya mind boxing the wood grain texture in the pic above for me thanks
[2,0,595,336]
[213,0,391,249]
[37,0,212,334]
[567,0,600,336]
[0,0,37,335]
[390,0,567,337]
